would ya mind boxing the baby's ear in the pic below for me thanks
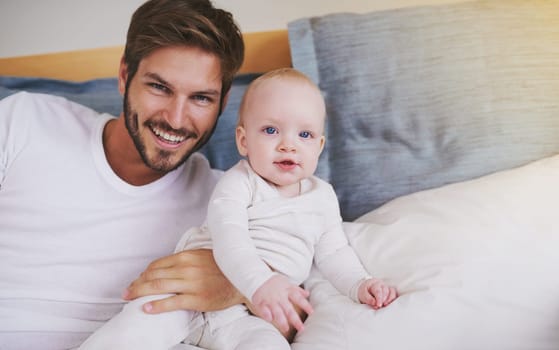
[319,135,326,154]
[235,126,248,157]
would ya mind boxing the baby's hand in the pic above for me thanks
[358,278,398,310]
[251,275,313,333]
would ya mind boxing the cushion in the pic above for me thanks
[288,0,559,220]
[0,76,122,116]
[293,154,559,349]
[0,74,260,170]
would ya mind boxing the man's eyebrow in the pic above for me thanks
[197,89,221,97]
[144,72,171,87]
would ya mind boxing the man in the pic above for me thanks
[0,1,248,348]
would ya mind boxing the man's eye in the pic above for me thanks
[299,131,311,138]
[264,127,277,134]
[193,95,211,103]
[149,83,169,93]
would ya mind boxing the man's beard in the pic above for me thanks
[122,91,212,173]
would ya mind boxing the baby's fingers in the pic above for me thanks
[258,305,273,323]
[383,286,399,306]
[289,288,313,316]
[269,303,290,333]
[368,284,387,308]
[284,303,305,332]
[359,292,377,308]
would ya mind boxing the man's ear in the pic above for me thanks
[118,56,128,96]
[319,135,326,154]
[219,90,230,116]
[236,125,248,157]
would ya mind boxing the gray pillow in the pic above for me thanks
[0,74,260,170]
[288,0,559,221]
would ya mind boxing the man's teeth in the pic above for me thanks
[153,128,186,143]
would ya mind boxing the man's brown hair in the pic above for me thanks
[123,0,244,100]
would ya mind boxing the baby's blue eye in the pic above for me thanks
[299,131,311,138]
[264,127,277,134]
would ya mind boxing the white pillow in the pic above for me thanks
[292,155,559,349]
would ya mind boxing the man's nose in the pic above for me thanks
[167,97,189,129]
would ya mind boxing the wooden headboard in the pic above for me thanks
[0,30,291,81]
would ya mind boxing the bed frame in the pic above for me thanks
[0,30,290,81]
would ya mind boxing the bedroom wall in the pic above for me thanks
[0,0,469,58]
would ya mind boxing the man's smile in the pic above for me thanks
[151,125,187,144]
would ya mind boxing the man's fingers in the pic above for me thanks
[143,252,179,270]
[131,264,206,288]
[125,249,223,300]
[136,283,232,314]
[141,249,214,275]
[125,278,196,300]
[143,293,197,314]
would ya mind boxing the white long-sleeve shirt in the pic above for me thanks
[207,160,371,303]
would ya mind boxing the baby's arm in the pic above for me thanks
[207,166,274,299]
[315,187,398,307]
[207,164,311,332]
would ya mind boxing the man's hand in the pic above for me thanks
[123,249,244,314]
[250,275,314,334]
[357,278,398,310]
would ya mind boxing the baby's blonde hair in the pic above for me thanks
[237,68,321,126]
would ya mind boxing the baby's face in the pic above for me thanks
[236,77,326,192]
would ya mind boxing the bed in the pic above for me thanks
[2,0,559,349]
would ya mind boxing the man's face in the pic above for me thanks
[121,46,223,173]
